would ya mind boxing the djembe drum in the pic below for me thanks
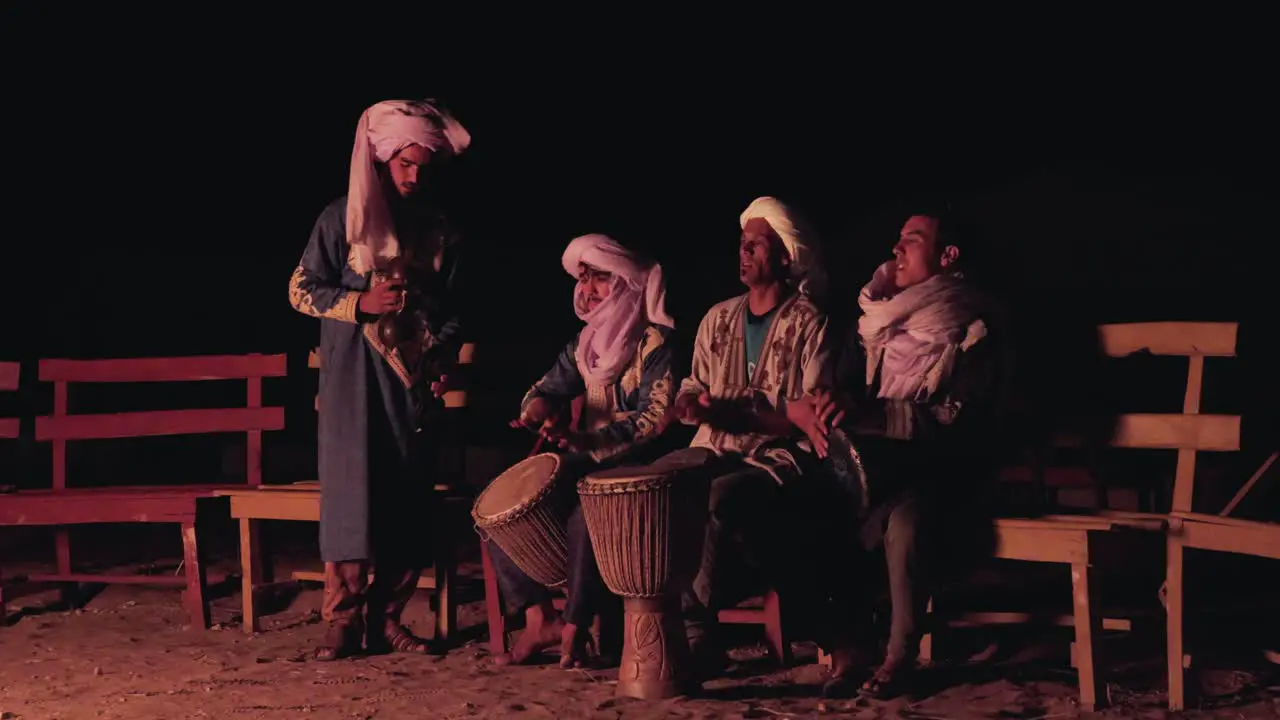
[472,453,570,587]
[578,452,711,699]
[825,427,871,518]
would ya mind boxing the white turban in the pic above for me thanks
[562,234,674,387]
[346,99,471,276]
[740,196,819,281]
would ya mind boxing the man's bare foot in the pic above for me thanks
[494,607,565,666]
[558,622,595,669]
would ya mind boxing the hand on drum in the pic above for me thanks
[786,390,848,459]
[429,374,449,399]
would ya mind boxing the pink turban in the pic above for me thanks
[346,99,471,276]
[562,234,674,387]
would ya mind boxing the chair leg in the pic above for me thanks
[762,589,791,666]
[481,540,508,655]
[239,518,267,634]
[1166,530,1187,711]
[919,596,935,664]
[1070,560,1105,711]
[181,521,211,629]
[55,528,77,609]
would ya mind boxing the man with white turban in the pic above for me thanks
[288,99,471,661]
[488,233,676,668]
[651,196,831,679]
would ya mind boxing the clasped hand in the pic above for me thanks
[785,390,850,459]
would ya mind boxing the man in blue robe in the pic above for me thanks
[288,99,470,661]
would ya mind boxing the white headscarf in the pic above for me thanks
[740,197,821,294]
[346,99,471,276]
[562,234,675,387]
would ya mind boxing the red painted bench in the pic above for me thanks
[0,354,285,627]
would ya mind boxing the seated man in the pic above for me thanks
[813,210,1007,699]
[660,197,830,675]
[489,233,676,668]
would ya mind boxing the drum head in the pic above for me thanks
[474,453,561,519]
[583,449,711,487]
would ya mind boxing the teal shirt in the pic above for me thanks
[744,305,780,381]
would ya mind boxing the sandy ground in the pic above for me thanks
[1,562,1277,720]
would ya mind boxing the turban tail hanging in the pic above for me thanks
[346,99,471,276]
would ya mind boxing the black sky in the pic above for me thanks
[3,11,1275,439]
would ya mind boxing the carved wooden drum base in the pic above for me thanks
[616,595,694,700]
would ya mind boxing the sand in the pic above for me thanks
[0,565,1275,720]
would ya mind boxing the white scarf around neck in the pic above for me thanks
[857,260,986,401]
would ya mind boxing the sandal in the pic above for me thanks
[314,617,364,662]
[859,662,914,700]
[368,621,441,656]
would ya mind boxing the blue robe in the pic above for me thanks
[288,196,464,563]
[520,325,674,462]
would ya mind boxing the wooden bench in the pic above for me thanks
[0,354,286,628]
[218,343,475,639]
[0,361,18,618]
[216,483,459,640]
[0,361,16,442]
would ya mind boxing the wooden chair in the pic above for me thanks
[220,343,475,640]
[977,322,1244,711]
[819,322,1241,710]
[1134,323,1276,711]
[0,354,286,628]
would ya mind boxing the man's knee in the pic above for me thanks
[707,468,773,525]
[884,497,923,559]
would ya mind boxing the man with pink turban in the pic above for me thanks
[489,233,676,668]
[288,99,471,661]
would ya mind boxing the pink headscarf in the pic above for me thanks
[562,234,675,387]
[346,99,471,276]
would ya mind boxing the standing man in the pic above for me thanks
[660,196,831,677]
[288,99,471,661]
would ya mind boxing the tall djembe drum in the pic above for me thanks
[578,452,710,699]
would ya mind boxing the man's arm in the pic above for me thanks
[519,338,587,419]
[288,205,363,324]
[672,309,715,424]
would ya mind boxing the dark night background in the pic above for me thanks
[2,13,1276,511]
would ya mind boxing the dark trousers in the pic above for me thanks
[488,503,605,627]
[672,447,839,645]
[829,435,998,665]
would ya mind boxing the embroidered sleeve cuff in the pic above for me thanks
[329,291,360,323]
